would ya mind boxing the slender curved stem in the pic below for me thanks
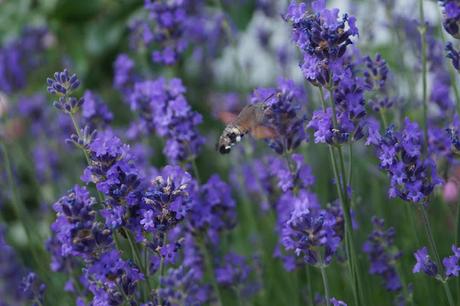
[418,0,429,150]
[319,264,331,306]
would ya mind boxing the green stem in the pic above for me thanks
[319,264,330,306]
[347,143,353,188]
[306,267,314,306]
[0,142,47,275]
[125,230,151,300]
[418,0,429,150]
[198,239,223,306]
[420,206,455,306]
[379,109,388,130]
[318,87,359,306]
[191,158,201,184]
[158,235,166,305]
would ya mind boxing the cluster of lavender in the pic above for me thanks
[413,245,460,279]
[0,27,49,93]
[363,217,403,294]
[440,0,460,39]
[250,78,308,154]
[129,77,205,163]
[0,227,45,305]
[285,0,358,86]
[367,119,442,203]
[132,0,227,65]
[363,54,395,112]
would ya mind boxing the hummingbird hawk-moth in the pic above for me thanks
[216,98,278,154]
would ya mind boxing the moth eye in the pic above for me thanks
[228,132,236,141]
[219,145,231,154]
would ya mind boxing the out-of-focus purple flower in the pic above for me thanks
[251,78,308,154]
[363,217,402,292]
[50,185,112,262]
[446,42,460,72]
[157,265,212,305]
[215,252,260,299]
[371,119,442,203]
[364,53,395,112]
[46,69,84,114]
[442,245,460,277]
[113,54,137,95]
[439,0,460,39]
[0,227,30,304]
[129,77,204,163]
[0,27,48,93]
[284,0,358,85]
[269,154,315,192]
[413,247,438,277]
[21,272,46,306]
[81,91,113,130]
[84,250,143,305]
[189,175,236,244]
[33,144,60,182]
[330,297,347,306]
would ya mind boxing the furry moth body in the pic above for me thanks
[216,103,277,154]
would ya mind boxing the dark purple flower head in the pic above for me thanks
[440,0,460,38]
[413,247,438,277]
[81,129,144,229]
[280,196,344,266]
[251,78,308,154]
[363,53,396,112]
[51,185,112,262]
[363,217,402,292]
[446,42,460,72]
[140,165,194,233]
[285,0,358,85]
[189,175,236,244]
[84,250,143,305]
[372,119,442,203]
[46,69,84,114]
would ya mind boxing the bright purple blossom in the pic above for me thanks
[413,247,438,277]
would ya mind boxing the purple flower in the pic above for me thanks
[215,253,250,287]
[81,90,113,130]
[285,0,359,85]
[21,272,46,305]
[331,297,347,306]
[84,250,143,305]
[280,194,344,266]
[129,78,204,163]
[442,245,460,277]
[141,165,195,233]
[113,54,137,95]
[371,119,442,203]
[50,185,112,262]
[413,247,438,277]
[157,265,212,305]
[250,78,308,154]
[363,217,402,292]
[0,27,48,93]
[439,1,460,38]
[46,69,84,114]
[189,175,236,244]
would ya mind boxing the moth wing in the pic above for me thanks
[218,111,238,125]
[250,125,278,140]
